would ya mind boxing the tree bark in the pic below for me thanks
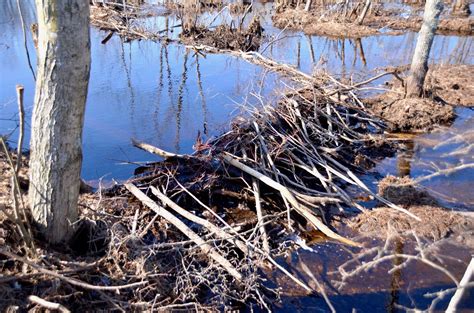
[356,0,371,25]
[29,0,91,243]
[406,0,443,98]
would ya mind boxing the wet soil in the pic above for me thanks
[273,7,473,37]
[272,9,383,38]
[348,204,474,241]
[365,64,474,132]
[425,64,474,107]
[347,175,474,241]
[366,15,474,36]
[367,96,455,132]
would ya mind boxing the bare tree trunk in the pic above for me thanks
[356,0,371,25]
[406,0,443,98]
[304,0,312,11]
[29,0,91,243]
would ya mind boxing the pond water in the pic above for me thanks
[375,107,474,209]
[0,1,472,186]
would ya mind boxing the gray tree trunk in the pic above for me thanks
[29,0,91,243]
[356,0,371,25]
[304,0,312,11]
[406,0,443,98]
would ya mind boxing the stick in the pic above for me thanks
[0,249,147,291]
[15,85,25,174]
[446,257,474,313]
[28,295,71,313]
[222,154,360,247]
[149,186,249,255]
[124,183,242,281]
[252,179,270,254]
[131,138,185,159]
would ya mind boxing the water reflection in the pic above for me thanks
[376,108,474,209]
[1,0,472,182]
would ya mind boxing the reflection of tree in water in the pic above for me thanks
[195,54,209,136]
[153,44,165,142]
[356,38,367,66]
[387,239,404,313]
[306,35,316,68]
[447,36,473,64]
[175,50,189,152]
[397,140,415,178]
[120,40,137,136]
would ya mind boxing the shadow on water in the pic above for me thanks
[267,237,474,312]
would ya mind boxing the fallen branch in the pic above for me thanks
[124,183,243,281]
[222,153,360,247]
[28,295,71,313]
[131,138,186,159]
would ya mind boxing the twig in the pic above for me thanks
[125,183,243,281]
[131,138,185,159]
[150,186,249,255]
[252,179,270,255]
[222,153,360,247]
[0,248,148,291]
[16,0,36,81]
[28,295,71,313]
[446,257,474,312]
[15,85,25,174]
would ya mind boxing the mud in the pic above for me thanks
[347,175,474,241]
[378,175,438,207]
[425,64,474,107]
[367,15,474,36]
[272,9,382,38]
[180,16,263,51]
[273,7,473,37]
[364,64,474,131]
[348,205,473,241]
[367,96,455,132]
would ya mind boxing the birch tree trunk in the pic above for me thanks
[29,0,91,243]
[406,0,443,98]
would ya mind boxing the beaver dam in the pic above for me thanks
[1,0,474,311]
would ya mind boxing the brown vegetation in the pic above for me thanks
[272,5,473,37]
[348,176,473,241]
[365,64,474,132]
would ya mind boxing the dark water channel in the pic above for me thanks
[1,1,473,310]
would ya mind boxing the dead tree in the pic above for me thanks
[406,0,443,98]
[29,0,91,243]
[356,0,371,25]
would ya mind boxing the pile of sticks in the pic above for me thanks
[124,80,418,306]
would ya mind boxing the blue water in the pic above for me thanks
[1,0,472,183]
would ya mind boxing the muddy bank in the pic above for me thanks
[365,64,474,132]
[366,14,474,36]
[367,96,455,132]
[349,176,474,241]
[425,64,474,107]
[272,6,473,37]
[272,8,383,38]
